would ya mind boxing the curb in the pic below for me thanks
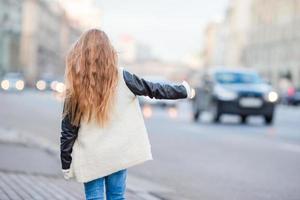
[0,127,59,155]
[0,127,174,200]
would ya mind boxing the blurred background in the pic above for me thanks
[0,0,300,200]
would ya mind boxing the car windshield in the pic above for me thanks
[4,73,22,80]
[215,72,262,84]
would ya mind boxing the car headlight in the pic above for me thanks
[50,81,58,90]
[15,80,24,90]
[55,82,65,93]
[265,91,278,103]
[215,86,238,101]
[36,80,46,91]
[1,80,10,90]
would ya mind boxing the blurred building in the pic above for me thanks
[0,0,22,76]
[223,0,252,67]
[57,0,101,29]
[20,0,83,84]
[20,0,63,82]
[0,0,85,84]
[242,0,300,87]
[127,60,188,82]
[116,34,155,65]
[114,34,189,81]
[201,21,226,67]
[201,0,252,68]
[201,0,300,88]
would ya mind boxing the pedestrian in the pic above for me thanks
[60,29,194,200]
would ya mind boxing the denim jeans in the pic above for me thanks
[84,169,127,200]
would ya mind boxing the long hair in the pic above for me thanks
[63,29,119,127]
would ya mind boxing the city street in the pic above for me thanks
[0,90,300,200]
[1,0,300,200]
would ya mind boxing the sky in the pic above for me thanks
[96,0,228,62]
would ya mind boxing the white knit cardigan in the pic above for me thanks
[69,68,153,183]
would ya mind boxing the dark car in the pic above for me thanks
[35,75,56,91]
[35,74,65,93]
[1,72,25,92]
[192,68,278,125]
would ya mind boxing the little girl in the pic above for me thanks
[60,29,194,200]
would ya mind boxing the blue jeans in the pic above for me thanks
[84,169,127,200]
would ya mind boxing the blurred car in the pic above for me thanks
[192,68,278,125]
[36,75,65,93]
[51,77,65,94]
[35,75,56,91]
[138,76,178,108]
[0,72,25,92]
[282,87,300,106]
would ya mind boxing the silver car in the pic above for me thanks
[1,73,25,92]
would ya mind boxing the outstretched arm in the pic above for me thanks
[123,69,194,99]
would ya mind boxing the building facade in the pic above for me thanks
[201,0,300,88]
[201,0,252,68]
[0,0,22,76]
[242,0,300,87]
[201,21,229,68]
[116,34,155,65]
[0,0,83,84]
[20,0,82,84]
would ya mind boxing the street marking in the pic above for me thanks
[279,143,300,153]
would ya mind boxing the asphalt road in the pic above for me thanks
[0,90,300,200]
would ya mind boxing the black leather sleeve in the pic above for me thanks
[123,69,187,99]
[60,105,79,170]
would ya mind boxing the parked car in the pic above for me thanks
[35,75,65,93]
[0,72,25,92]
[192,68,278,125]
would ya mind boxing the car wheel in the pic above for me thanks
[211,104,221,123]
[193,110,200,122]
[240,115,247,124]
[264,115,274,125]
[213,114,221,123]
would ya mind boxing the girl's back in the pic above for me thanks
[60,29,194,199]
[71,67,152,183]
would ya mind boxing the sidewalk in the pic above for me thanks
[0,128,171,200]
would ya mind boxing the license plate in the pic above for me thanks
[239,98,262,108]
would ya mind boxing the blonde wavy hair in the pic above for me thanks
[63,29,119,127]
